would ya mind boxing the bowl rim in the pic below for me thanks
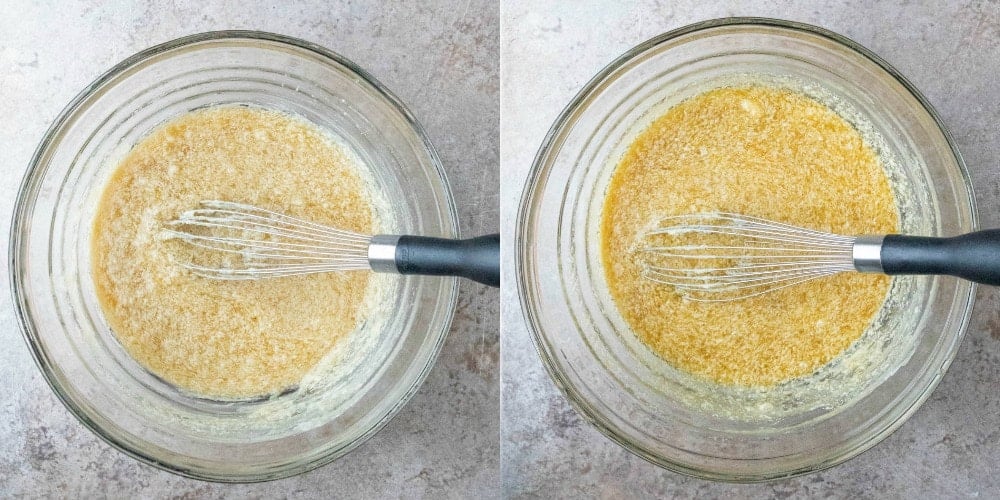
[9,30,460,482]
[514,16,976,482]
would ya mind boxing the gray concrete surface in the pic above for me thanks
[0,1,498,498]
[500,1,1000,498]
[5,0,1000,498]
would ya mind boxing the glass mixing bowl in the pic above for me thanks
[11,31,459,481]
[515,18,975,481]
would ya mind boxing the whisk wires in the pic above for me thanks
[162,200,371,279]
[639,213,856,301]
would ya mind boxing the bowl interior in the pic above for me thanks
[517,19,974,481]
[12,32,459,481]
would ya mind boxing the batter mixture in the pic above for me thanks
[601,86,899,387]
[92,106,378,399]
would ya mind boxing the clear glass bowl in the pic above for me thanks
[515,18,975,481]
[11,31,459,481]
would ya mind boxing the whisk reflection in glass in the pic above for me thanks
[638,212,1000,301]
[162,201,500,287]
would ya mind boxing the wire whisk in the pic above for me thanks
[163,200,500,287]
[638,212,1000,301]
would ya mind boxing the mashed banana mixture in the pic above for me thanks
[601,86,899,387]
[92,106,378,399]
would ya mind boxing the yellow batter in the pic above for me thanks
[92,106,376,399]
[601,86,898,387]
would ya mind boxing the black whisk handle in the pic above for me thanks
[394,234,500,288]
[880,230,1000,285]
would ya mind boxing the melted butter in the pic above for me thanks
[601,86,899,387]
[92,106,379,399]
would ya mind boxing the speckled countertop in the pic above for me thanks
[4,0,999,498]
[501,1,1000,498]
[0,1,498,497]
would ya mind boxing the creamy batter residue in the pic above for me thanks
[92,106,379,399]
[601,86,899,387]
